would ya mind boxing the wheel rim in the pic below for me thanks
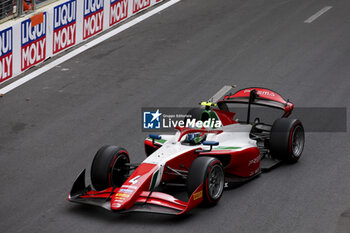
[208,165,224,200]
[111,154,129,187]
[291,125,304,157]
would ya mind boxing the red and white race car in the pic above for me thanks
[68,86,305,215]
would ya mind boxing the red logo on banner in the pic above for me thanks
[110,0,128,26]
[133,0,150,14]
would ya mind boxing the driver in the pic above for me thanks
[185,133,207,145]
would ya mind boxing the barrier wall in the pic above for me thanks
[0,0,162,84]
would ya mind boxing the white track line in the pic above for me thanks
[0,0,180,95]
[304,6,332,23]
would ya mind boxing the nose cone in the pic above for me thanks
[111,192,132,210]
[111,201,124,210]
[110,163,159,210]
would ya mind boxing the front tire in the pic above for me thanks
[90,145,130,191]
[187,157,224,206]
[269,118,305,163]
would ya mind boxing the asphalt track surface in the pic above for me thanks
[1,0,350,232]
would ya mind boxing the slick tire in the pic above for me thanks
[90,145,130,191]
[269,118,305,163]
[187,157,224,206]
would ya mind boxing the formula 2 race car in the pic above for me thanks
[68,86,305,215]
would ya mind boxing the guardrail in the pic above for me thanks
[0,0,57,23]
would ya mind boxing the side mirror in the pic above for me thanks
[149,134,162,146]
[195,141,219,153]
[202,141,219,146]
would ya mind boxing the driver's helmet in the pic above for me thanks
[186,133,207,145]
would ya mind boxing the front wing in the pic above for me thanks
[68,170,203,215]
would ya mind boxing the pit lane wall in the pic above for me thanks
[0,0,162,84]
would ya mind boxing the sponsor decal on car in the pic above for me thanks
[193,190,203,200]
[244,89,275,97]
[121,185,138,189]
[112,203,122,208]
[133,0,150,14]
[119,188,134,194]
[83,0,104,40]
[248,156,260,166]
[249,168,260,176]
[21,13,47,71]
[110,0,128,26]
[115,193,130,198]
[53,0,77,54]
[0,27,13,83]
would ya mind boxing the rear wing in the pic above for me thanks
[206,86,294,119]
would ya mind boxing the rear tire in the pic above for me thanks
[90,145,130,191]
[187,157,224,206]
[269,118,305,163]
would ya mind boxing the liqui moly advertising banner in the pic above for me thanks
[53,0,77,54]
[83,0,104,40]
[0,0,164,85]
[21,13,47,72]
[0,27,13,83]
[110,0,128,26]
